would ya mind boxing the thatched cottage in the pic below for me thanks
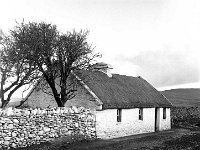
[22,62,172,139]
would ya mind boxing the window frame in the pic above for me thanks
[139,108,143,120]
[163,108,166,119]
[117,108,122,122]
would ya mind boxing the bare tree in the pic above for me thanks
[12,22,100,107]
[0,35,40,108]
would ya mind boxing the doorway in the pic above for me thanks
[155,108,158,132]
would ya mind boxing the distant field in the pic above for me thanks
[161,88,200,107]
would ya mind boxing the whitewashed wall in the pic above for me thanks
[156,108,171,131]
[95,108,156,139]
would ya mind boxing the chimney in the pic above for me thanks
[91,62,113,77]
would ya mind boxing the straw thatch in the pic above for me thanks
[24,70,172,109]
[77,70,172,109]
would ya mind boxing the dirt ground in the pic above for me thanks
[10,125,200,150]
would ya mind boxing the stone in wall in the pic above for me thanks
[171,107,200,126]
[0,106,96,149]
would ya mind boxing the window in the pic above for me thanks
[117,109,122,122]
[163,108,166,119]
[139,108,143,120]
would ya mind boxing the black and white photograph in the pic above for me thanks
[0,0,200,149]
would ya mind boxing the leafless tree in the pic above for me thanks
[0,34,40,108]
[12,22,100,107]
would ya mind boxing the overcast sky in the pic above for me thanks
[0,0,200,93]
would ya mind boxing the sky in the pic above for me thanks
[0,0,200,98]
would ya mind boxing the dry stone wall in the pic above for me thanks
[0,106,96,149]
[171,107,200,126]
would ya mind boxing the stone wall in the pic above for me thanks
[171,107,200,126]
[0,106,96,149]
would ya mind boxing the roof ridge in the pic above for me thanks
[17,78,43,107]
[72,71,103,107]
[138,77,173,107]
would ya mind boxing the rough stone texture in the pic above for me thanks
[95,108,171,139]
[0,107,96,149]
[171,107,200,126]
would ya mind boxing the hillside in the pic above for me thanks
[161,88,200,107]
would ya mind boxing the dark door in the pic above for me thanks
[155,108,158,132]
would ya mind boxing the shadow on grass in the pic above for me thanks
[154,133,200,150]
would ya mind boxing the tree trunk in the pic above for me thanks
[60,72,67,107]
[41,71,63,107]
[2,83,23,108]
[1,100,9,108]
[60,88,67,107]
[54,94,64,107]
[0,72,6,108]
[47,80,64,107]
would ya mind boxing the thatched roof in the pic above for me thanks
[77,70,172,109]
